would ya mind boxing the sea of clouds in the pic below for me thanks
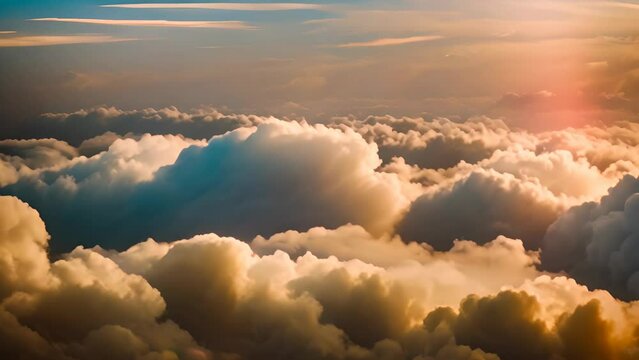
[2,107,639,359]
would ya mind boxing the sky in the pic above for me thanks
[2,1,639,360]
[0,0,638,131]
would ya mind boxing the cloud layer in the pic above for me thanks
[7,106,267,145]
[1,119,409,252]
[3,0,639,356]
[4,111,639,254]
[1,196,639,360]
[3,107,639,358]
[542,175,639,300]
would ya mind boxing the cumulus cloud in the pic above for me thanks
[0,138,78,169]
[7,106,269,145]
[251,225,541,311]
[2,120,410,251]
[77,132,131,157]
[397,169,563,250]
[542,175,639,300]
[0,196,51,298]
[2,195,639,360]
[394,142,631,250]
[4,111,639,256]
[328,115,530,169]
[351,117,639,251]
[0,196,208,359]
[425,288,639,360]
[451,291,557,360]
[536,121,639,174]
[0,196,498,359]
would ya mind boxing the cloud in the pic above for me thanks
[4,110,639,258]
[77,132,130,157]
[0,138,78,169]
[496,90,556,110]
[0,196,208,360]
[0,196,502,359]
[0,138,82,187]
[418,274,639,360]
[329,115,533,169]
[397,169,564,250]
[8,106,269,145]
[288,269,417,348]
[394,142,630,251]
[30,18,255,29]
[452,291,557,360]
[0,35,136,48]
[542,175,639,300]
[102,3,323,11]
[337,35,443,48]
[536,121,639,174]
[251,225,433,267]
[251,225,541,310]
[556,300,615,360]
[0,162,18,187]
[433,288,636,360]
[2,195,639,360]
[0,196,51,298]
[337,116,639,251]
[1,120,410,252]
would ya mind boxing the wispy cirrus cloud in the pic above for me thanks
[338,35,443,48]
[30,18,254,29]
[102,2,323,11]
[0,34,137,48]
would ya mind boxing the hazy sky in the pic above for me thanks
[1,0,638,131]
[3,3,639,360]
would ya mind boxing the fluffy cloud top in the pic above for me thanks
[542,175,639,300]
[2,196,639,360]
[329,115,532,169]
[397,169,563,250]
[3,112,639,254]
[2,120,410,251]
[3,108,639,359]
[8,106,270,145]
